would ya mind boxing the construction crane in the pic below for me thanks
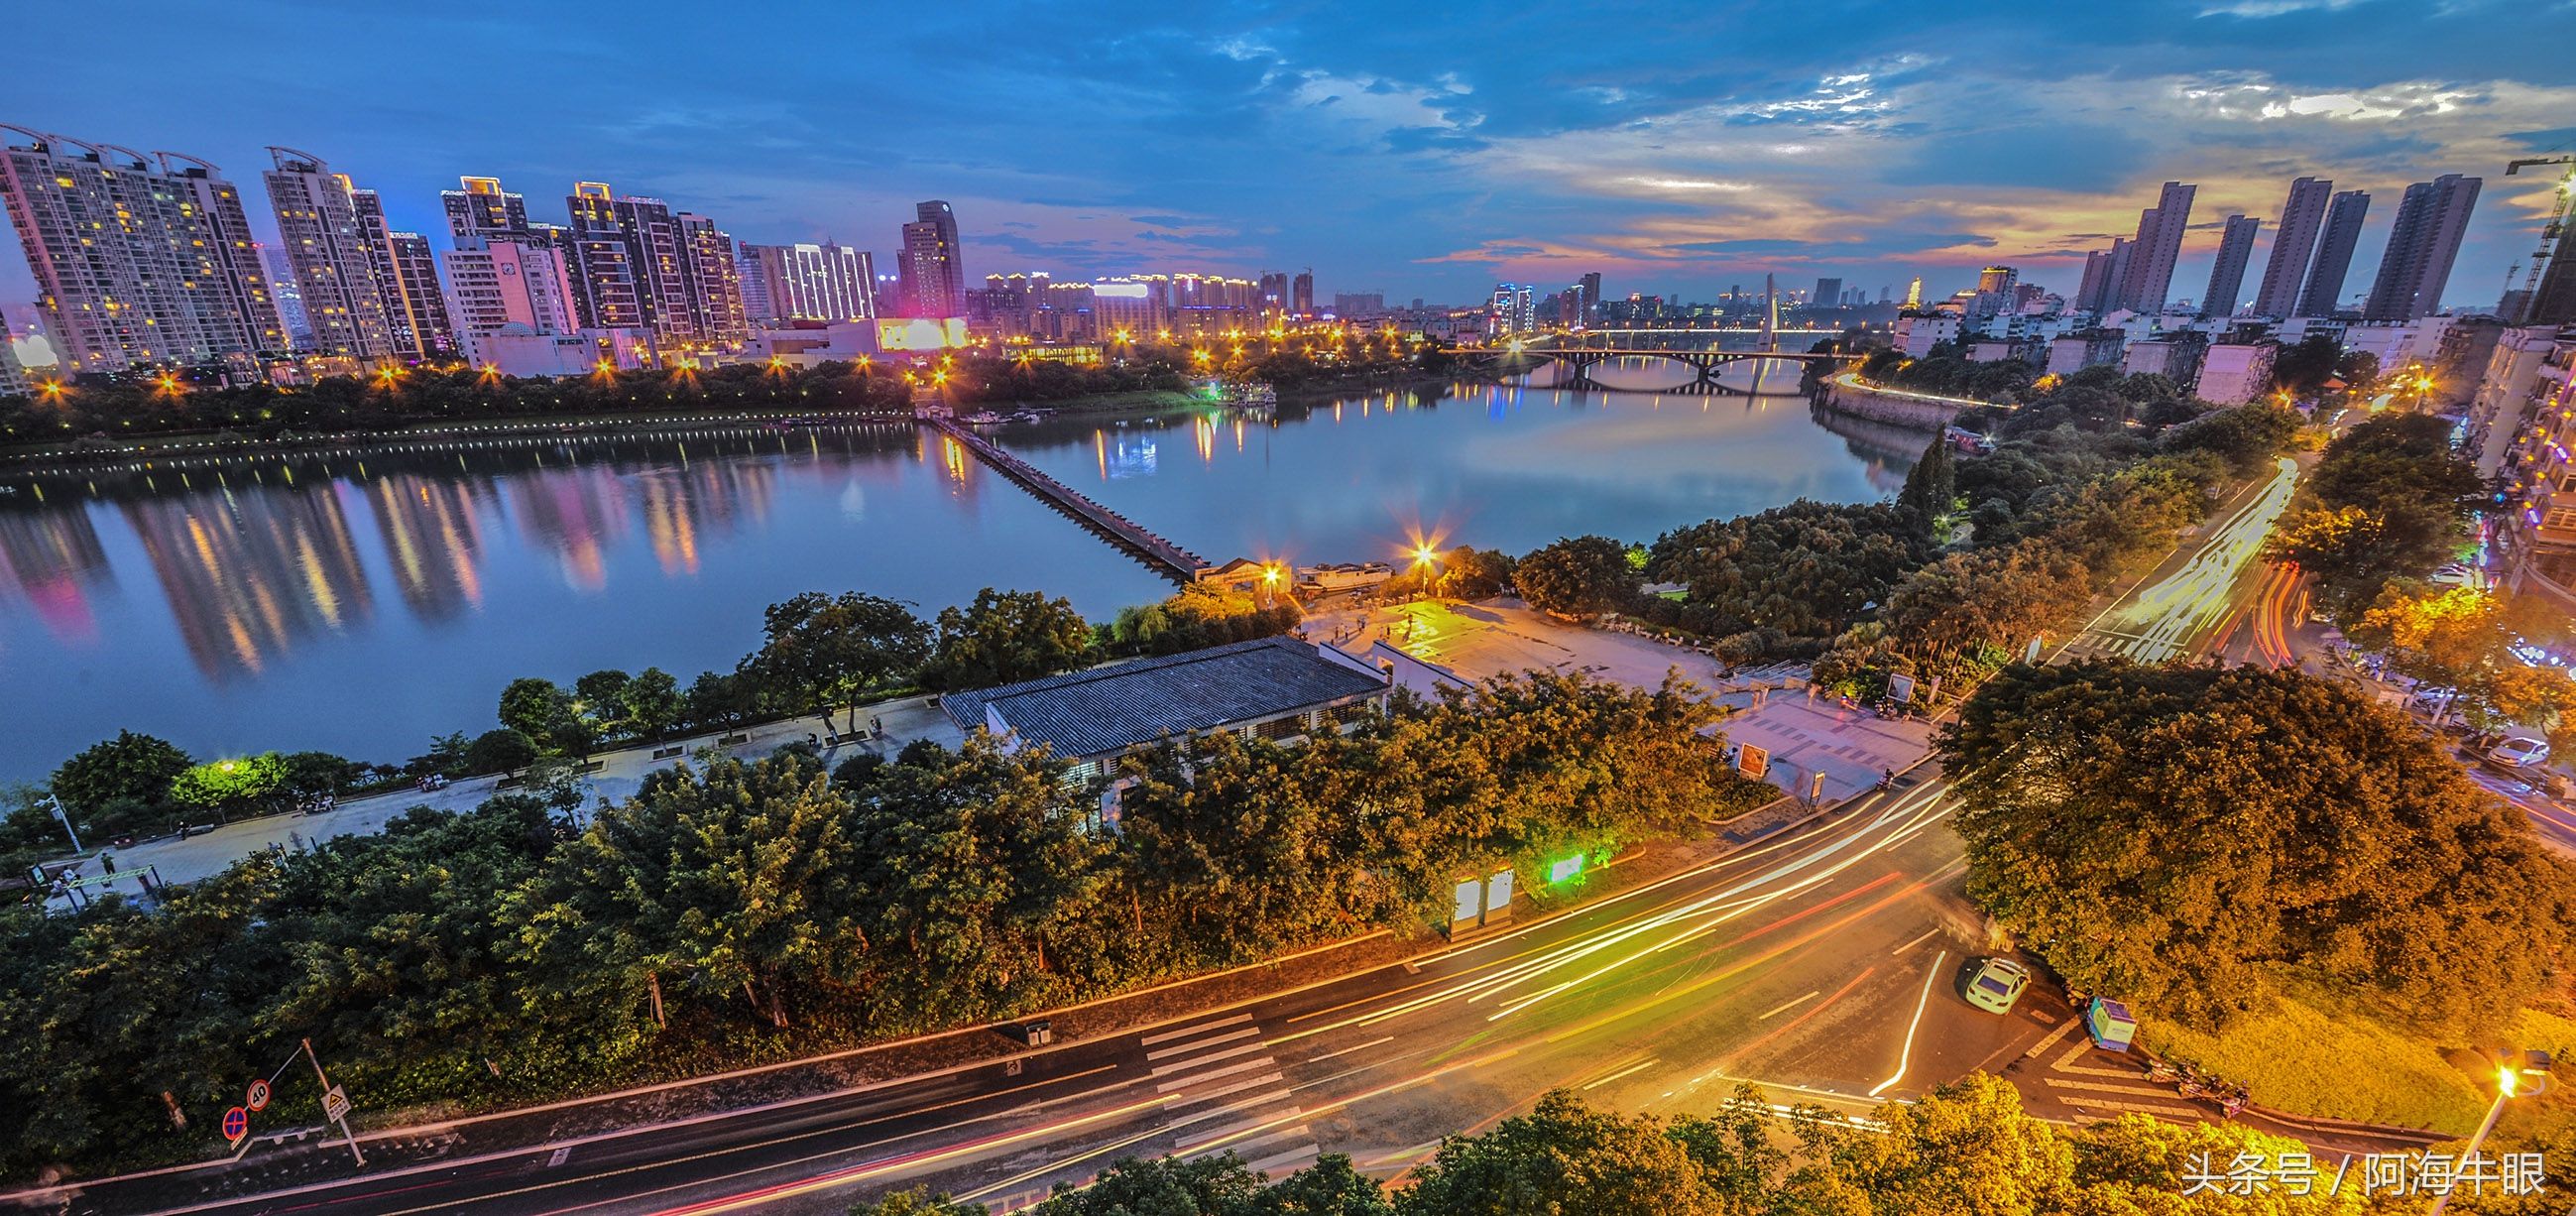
[2504,155,2574,322]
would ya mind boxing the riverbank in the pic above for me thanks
[0,405,916,470]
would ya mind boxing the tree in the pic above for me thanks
[1939,661,2576,1030]
[2158,403,2299,475]
[1030,1155,1265,1214]
[1515,535,1637,618]
[2347,585,2576,736]
[168,753,290,816]
[1436,547,1514,600]
[921,588,1094,690]
[1649,503,1927,641]
[850,1190,989,1216]
[1898,432,1955,531]
[277,751,362,801]
[463,728,539,776]
[742,592,933,733]
[622,667,685,741]
[498,677,591,756]
[2269,333,2342,398]
[1402,1090,1735,1216]
[573,669,635,737]
[50,730,192,824]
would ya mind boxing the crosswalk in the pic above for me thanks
[1143,1013,1320,1178]
[2013,1017,2203,1120]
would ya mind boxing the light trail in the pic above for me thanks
[1866,949,1947,1098]
[2084,457,2298,663]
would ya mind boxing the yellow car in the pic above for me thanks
[1965,957,2032,1014]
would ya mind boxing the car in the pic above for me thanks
[2430,563,2476,587]
[2489,736,2552,769]
[1964,957,2033,1014]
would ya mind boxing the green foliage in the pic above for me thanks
[463,728,538,776]
[921,587,1096,690]
[50,731,192,831]
[622,667,685,741]
[2158,403,2301,475]
[851,1189,991,1216]
[2269,413,2480,617]
[168,753,289,813]
[498,677,592,757]
[2346,584,2576,738]
[742,591,934,731]
[1105,585,1301,658]
[1897,432,1955,529]
[1939,661,2576,1031]
[1648,503,1928,642]
[1514,535,1637,618]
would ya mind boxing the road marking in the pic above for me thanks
[1756,991,1818,1021]
[2040,1076,2185,1100]
[1176,1106,1305,1151]
[2018,1017,2078,1061]
[2051,1037,2143,1078]
[1581,1058,1662,1090]
[1306,1035,1393,1063]
[1145,1027,1259,1059]
[1149,1040,1267,1074]
[1243,1143,1317,1175]
[1867,949,1945,1098]
[1198,1124,1311,1160]
[1891,928,1940,955]
[1162,1071,1288,1106]
[1155,1055,1279,1092]
[1140,1014,1250,1046]
[545,1147,570,1167]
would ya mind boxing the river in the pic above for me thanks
[0,370,1914,779]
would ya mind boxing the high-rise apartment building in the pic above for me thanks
[740,242,875,324]
[674,213,747,347]
[2202,214,2262,317]
[2115,182,2196,312]
[1489,283,1535,334]
[443,177,529,243]
[350,187,452,359]
[0,129,287,375]
[1291,269,1315,317]
[2253,177,2332,317]
[1902,276,1924,309]
[0,313,26,397]
[898,200,964,318]
[261,246,310,348]
[2298,190,2370,317]
[263,148,395,361]
[2529,226,2576,325]
[1813,277,1844,309]
[2365,174,2482,321]
[562,182,644,331]
[442,237,579,336]
[1257,271,1289,321]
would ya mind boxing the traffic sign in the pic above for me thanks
[244,1078,271,1112]
[221,1106,250,1147]
[322,1085,350,1123]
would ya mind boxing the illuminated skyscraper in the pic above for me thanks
[350,186,452,358]
[0,128,286,374]
[1292,269,1315,316]
[899,199,964,318]
[2116,181,2196,312]
[263,147,395,360]
[562,182,644,330]
[442,176,529,243]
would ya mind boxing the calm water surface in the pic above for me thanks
[0,374,1911,778]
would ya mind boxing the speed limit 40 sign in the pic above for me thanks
[245,1078,272,1112]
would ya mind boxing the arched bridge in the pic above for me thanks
[1516,346,1859,394]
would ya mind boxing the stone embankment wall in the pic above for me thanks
[1818,378,1974,430]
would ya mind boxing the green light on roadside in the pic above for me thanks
[1547,854,1584,885]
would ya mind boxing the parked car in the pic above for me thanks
[1964,957,2033,1014]
[2489,736,2552,769]
[2430,564,2475,587]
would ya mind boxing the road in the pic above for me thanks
[29,453,2412,1216]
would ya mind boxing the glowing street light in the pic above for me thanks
[2431,1049,2554,1214]
[37,379,67,403]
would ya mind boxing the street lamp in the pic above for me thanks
[2430,1048,2554,1214]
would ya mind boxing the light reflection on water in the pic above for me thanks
[0,381,1908,776]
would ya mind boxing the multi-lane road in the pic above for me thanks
[22,453,2384,1216]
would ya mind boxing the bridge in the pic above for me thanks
[923,416,1210,583]
[1513,343,1858,394]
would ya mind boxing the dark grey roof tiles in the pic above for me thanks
[941,636,1388,759]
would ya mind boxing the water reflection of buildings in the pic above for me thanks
[510,467,632,592]
[120,486,375,679]
[367,475,494,620]
[0,508,116,642]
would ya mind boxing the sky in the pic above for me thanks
[3,0,2574,313]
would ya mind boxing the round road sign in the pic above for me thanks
[221,1106,250,1144]
[245,1079,272,1112]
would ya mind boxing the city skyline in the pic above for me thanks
[1,1,2568,315]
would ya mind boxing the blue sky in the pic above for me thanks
[3,0,2572,311]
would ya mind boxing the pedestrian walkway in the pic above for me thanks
[1142,1013,1318,1177]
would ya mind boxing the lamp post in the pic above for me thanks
[2429,1048,2553,1214]
[42,794,79,854]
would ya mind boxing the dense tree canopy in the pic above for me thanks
[1515,535,1638,618]
[2346,584,2576,740]
[743,591,935,732]
[1940,661,2576,1029]
[1648,503,1928,641]
[2269,414,2480,618]
[920,588,1097,690]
